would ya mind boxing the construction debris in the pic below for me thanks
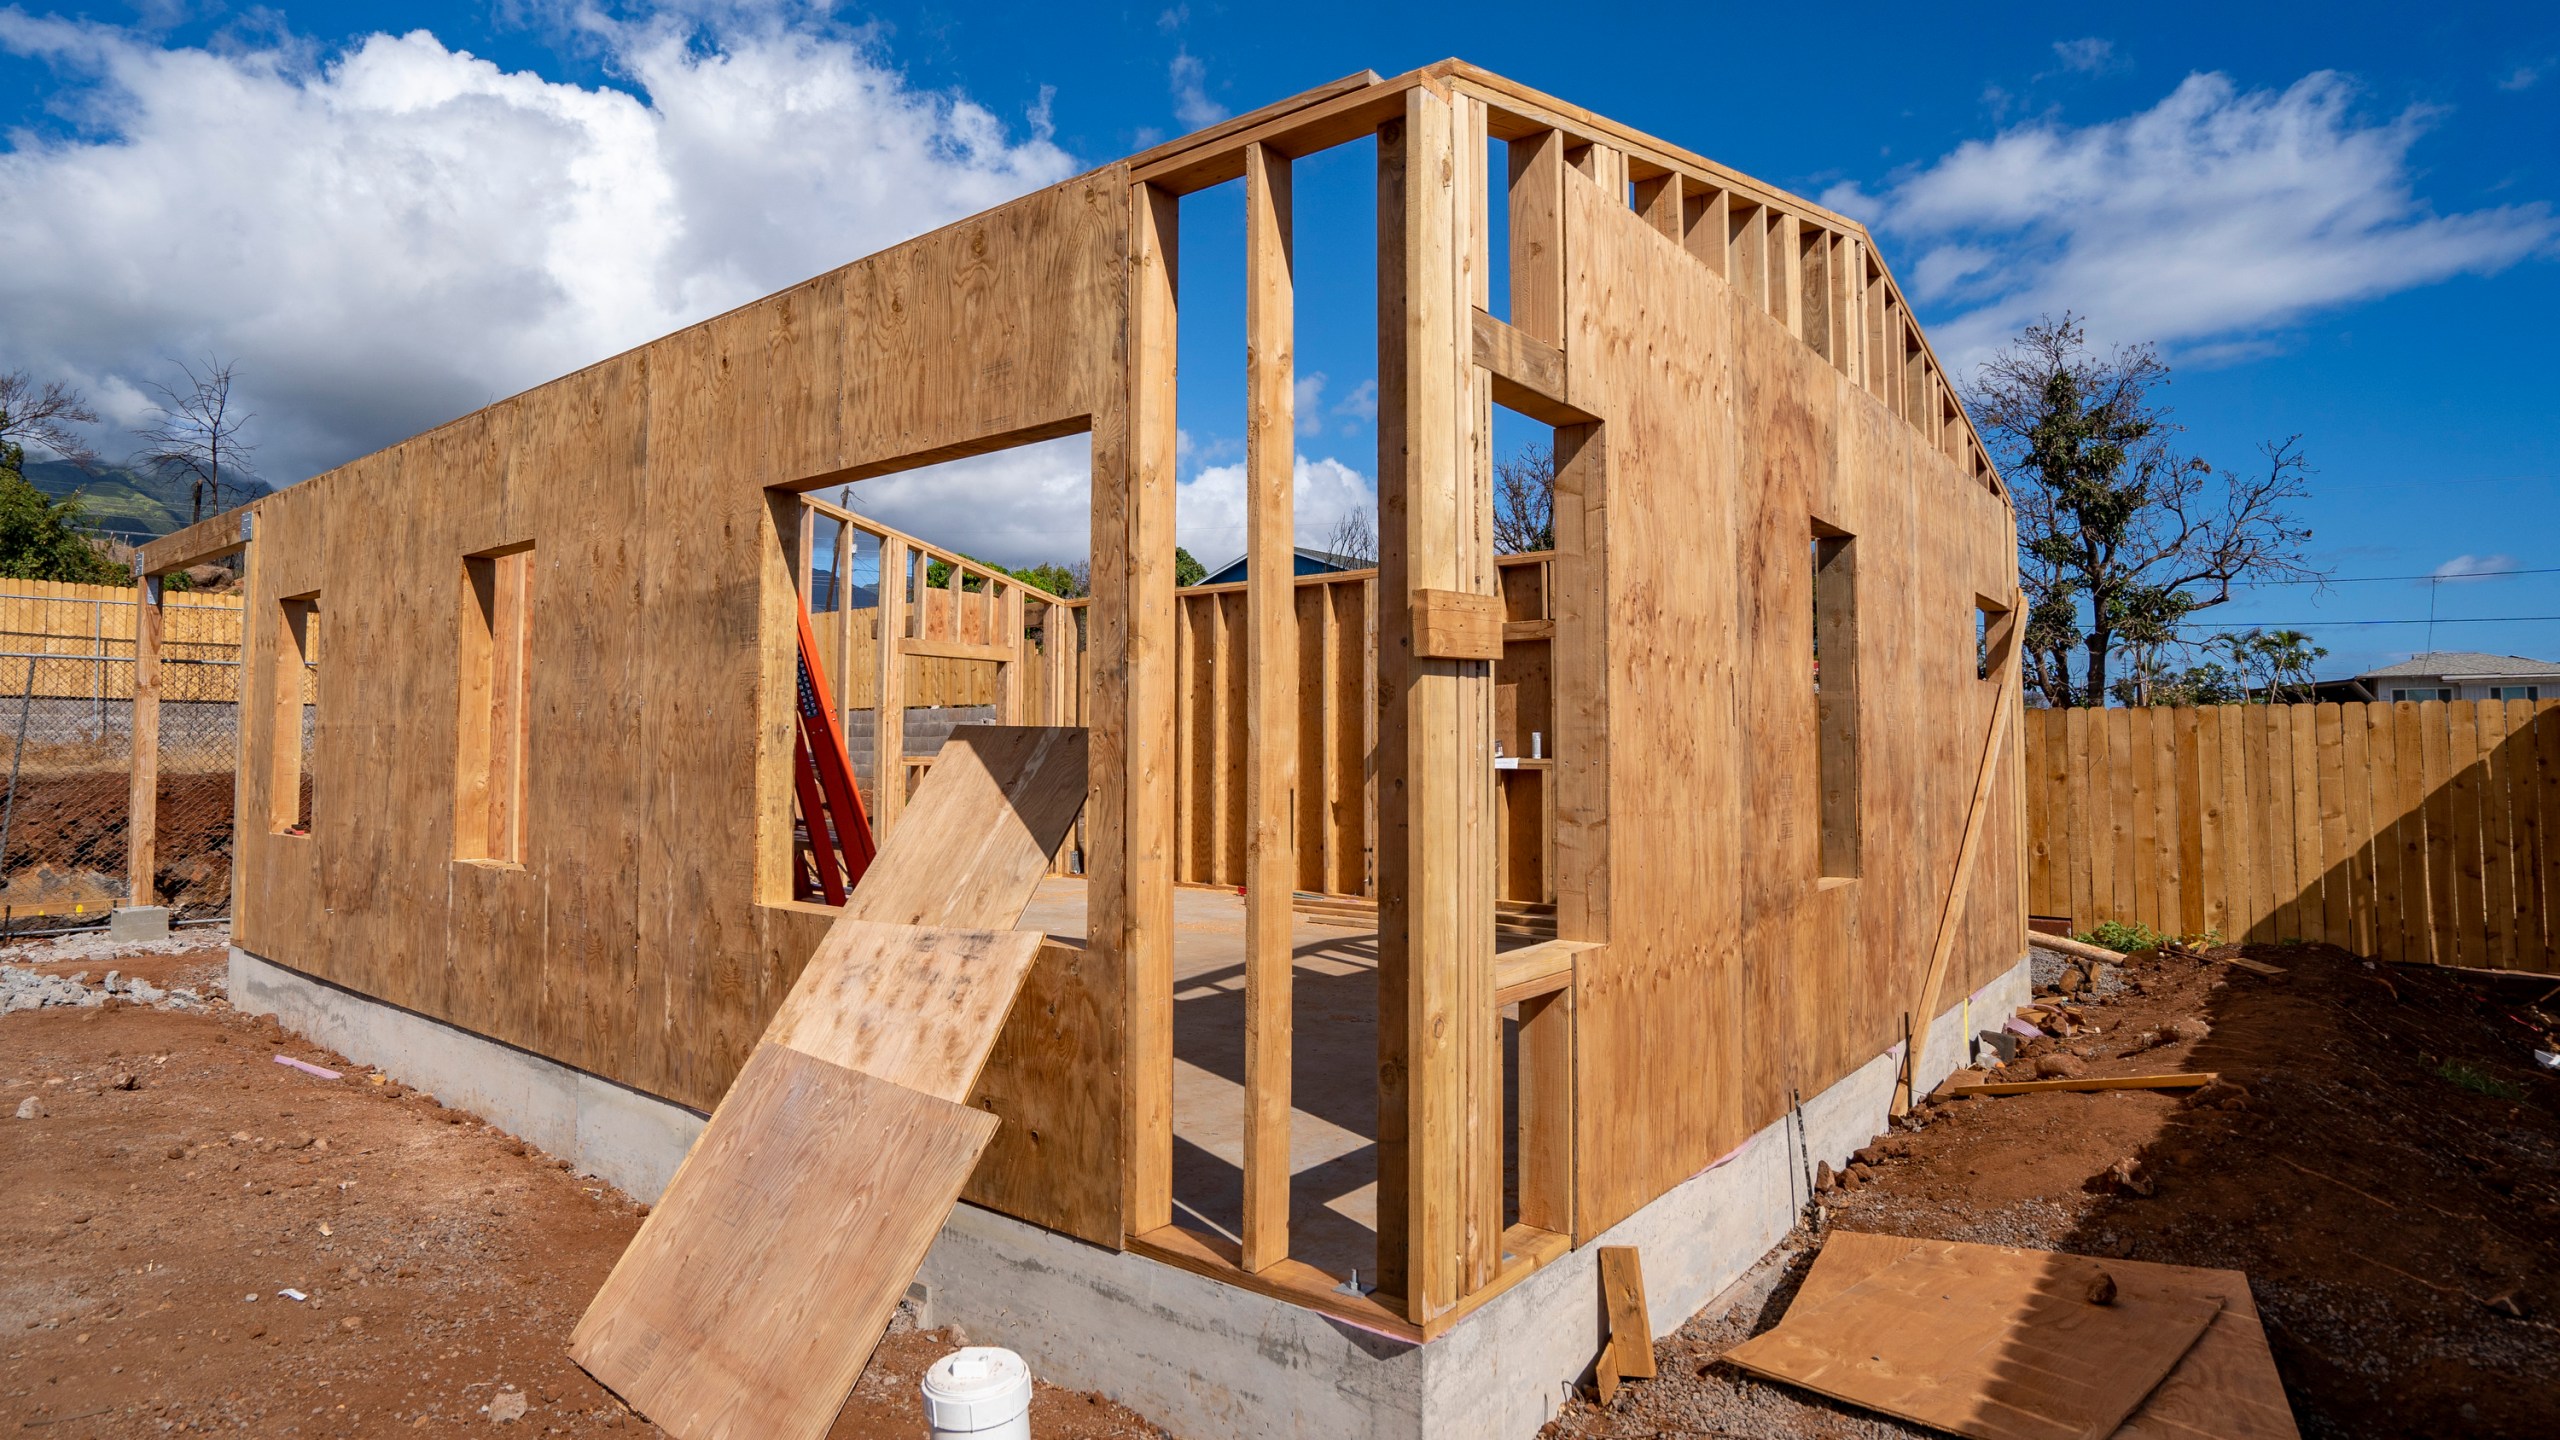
[1722,1230,2296,1440]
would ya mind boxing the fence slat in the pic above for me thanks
[2267,704,2295,941]
[2364,704,2405,962]
[2175,709,2205,937]
[2067,707,2094,931]
[2128,707,2159,931]
[2339,704,2373,955]
[2438,704,2477,965]
[2316,703,2350,946]
[2478,700,2519,970]
[2529,696,2549,963]
[2507,698,2547,971]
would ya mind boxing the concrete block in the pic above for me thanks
[108,906,171,941]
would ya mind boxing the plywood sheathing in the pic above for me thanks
[1562,158,2019,1239]
[228,174,1128,1114]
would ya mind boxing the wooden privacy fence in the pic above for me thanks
[0,577,246,702]
[2026,699,2560,974]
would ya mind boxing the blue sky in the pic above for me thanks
[3,0,2555,680]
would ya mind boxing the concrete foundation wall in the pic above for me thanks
[226,942,2028,1440]
[228,949,706,1202]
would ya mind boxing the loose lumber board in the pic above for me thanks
[841,725,1089,930]
[568,1044,999,1440]
[1725,1229,2223,1440]
[1595,1245,1654,1402]
[1944,1071,2216,1098]
[1784,1231,2298,1440]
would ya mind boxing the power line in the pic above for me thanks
[2178,615,2560,629]
[2228,565,2560,586]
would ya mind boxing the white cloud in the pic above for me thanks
[0,7,1074,482]
[839,434,1095,569]
[1333,376,1377,423]
[1175,454,1375,569]
[2048,38,2124,76]
[1169,48,1224,130]
[2433,553,2522,582]
[1293,372,1327,435]
[824,440,1380,576]
[2499,63,2544,92]
[1843,71,2559,370]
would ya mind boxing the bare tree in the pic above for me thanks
[0,370,103,473]
[1969,315,2321,708]
[137,357,256,524]
[1325,506,1377,568]
[1493,445,1555,554]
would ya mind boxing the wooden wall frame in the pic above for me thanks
[160,60,2022,1345]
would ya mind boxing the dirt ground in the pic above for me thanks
[0,769,234,916]
[1543,939,2560,1440]
[13,929,2556,1438]
[0,938,1163,1438]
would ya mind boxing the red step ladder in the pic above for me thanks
[791,600,877,904]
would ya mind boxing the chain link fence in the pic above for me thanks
[0,585,242,937]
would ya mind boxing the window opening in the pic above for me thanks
[273,593,319,836]
[457,546,535,862]
[1811,525,1860,878]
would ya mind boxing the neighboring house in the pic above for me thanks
[2313,651,2560,703]
[1196,545,1365,587]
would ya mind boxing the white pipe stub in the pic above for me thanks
[921,1346,1033,1440]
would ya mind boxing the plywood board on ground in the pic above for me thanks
[1764,1230,2298,1440]
[1724,1230,2227,1440]
[568,1043,998,1440]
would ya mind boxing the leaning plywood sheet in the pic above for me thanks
[1724,1230,2222,1440]
[1785,1232,2298,1440]
[765,920,1044,1098]
[568,1044,998,1440]
[570,723,1089,1440]
[844,725,1090,930]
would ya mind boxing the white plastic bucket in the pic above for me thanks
[921,1346,1033,1440]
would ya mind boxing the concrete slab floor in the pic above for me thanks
[1017,879,1537,1283]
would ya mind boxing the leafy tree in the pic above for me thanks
[1174,546,1206,588]
[137,357,255,523]
[1006,562,1086,598]
[1970,315,2321,708]
[921,554,1089,598]
[0,471,128,584]
[2210,628,2328,704]
[0,372,123,583]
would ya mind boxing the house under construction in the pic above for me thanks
[134,61,2028,1439]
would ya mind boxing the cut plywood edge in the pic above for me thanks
[571,723,1090,1440]
[1725,1230,2233,1440]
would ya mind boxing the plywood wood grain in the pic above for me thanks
[1728,1231,2225,1440]
[569,1044,998,1440]
[763,920,1042,1099]
[1780,1231,2297,1440]
[841,725,1088,931]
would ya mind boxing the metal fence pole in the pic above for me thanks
[0,656,38,903]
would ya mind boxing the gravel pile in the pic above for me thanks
[1,964,213,1015]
